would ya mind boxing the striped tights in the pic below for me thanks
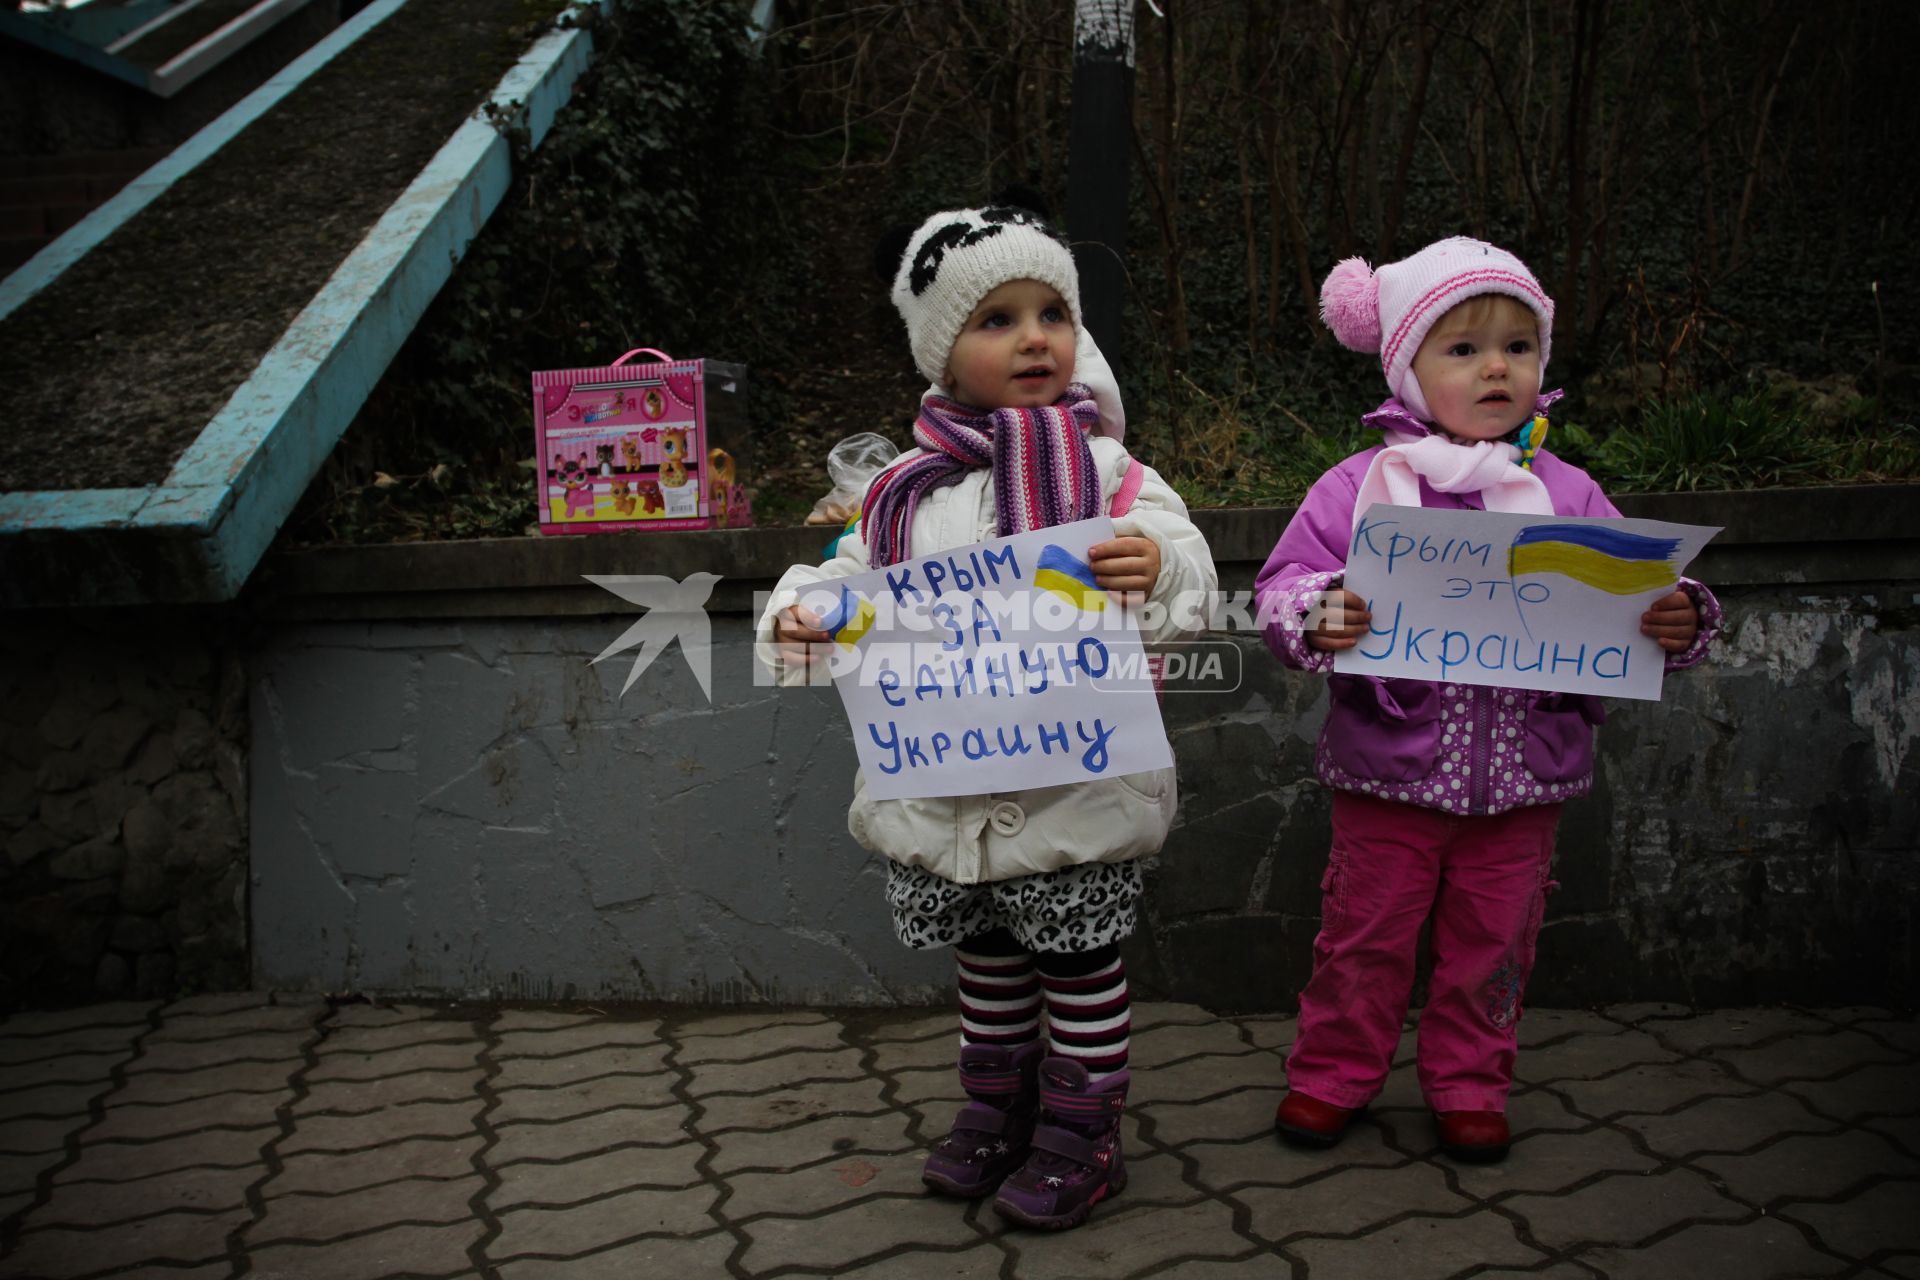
[954,928,1130,1080]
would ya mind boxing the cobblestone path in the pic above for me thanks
[1,996,1915,1277]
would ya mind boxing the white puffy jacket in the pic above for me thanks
[754,435,1218,885]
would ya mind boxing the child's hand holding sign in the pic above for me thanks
[1088,535,1161,604]
[774,604,828,664]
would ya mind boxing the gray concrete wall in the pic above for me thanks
[249,487,1920,1009]
[1139,590,1919,1011]
[249,617,947,1005]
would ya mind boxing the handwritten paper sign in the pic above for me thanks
[797,517,1173,800]
[1334,504,1719,700]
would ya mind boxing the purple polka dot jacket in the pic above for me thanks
[1254,407,1722,818]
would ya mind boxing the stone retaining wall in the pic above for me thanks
[0,615,248,1007]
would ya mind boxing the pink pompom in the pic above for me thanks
[1319,257,1381,352]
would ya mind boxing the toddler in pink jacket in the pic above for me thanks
[1254,237,1720,1161]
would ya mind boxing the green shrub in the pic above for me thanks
[1566,383,1917,493]
[1588,391,1821,491]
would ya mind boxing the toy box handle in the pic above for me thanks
[613,347,674,366]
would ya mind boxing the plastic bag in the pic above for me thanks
[805,431,900,525]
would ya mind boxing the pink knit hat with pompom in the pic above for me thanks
[1319,236,1554,421]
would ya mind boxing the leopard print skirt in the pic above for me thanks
[885,859,1143,953]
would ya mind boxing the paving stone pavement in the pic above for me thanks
[0,995,1915,1278]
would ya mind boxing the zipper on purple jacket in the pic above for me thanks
[1470,688,1493,815]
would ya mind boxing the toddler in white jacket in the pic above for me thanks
[757,199,1216,1230]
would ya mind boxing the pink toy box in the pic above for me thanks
[532,348,752,534]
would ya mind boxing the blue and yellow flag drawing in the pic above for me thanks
[1033,544,1107,612]
[815,584,877,648]
[1508,523,1679,595]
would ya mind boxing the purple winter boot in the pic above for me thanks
[921,1041,1044,1198]
[991,1056,1129,1230]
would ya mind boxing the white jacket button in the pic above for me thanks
[987,801,1026,837]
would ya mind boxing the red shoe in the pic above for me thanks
[1434,1110,1510,1162]
[1273,1090,1355,1148]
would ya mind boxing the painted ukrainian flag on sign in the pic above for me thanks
[1033,544,1107,612]
[816,584,877,649]
[1508,523,1681,595]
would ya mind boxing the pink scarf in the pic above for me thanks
[1350,395,1560,532]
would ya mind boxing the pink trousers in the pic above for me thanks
[1286,791,1562,1113]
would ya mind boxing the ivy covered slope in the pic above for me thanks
[283,0,879,544]
[285,0,1920,547]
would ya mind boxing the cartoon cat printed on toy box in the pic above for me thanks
[659,428,691,487]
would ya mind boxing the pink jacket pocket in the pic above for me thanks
[1326,676,1442,782]
[1522,692,1607,783]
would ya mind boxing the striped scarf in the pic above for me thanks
[862,384,1102,567]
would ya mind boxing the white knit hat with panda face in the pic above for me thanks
[883,202,1126,439]
[890,204,1084,390]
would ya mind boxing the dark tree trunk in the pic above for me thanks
[1067,0,1136,362]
